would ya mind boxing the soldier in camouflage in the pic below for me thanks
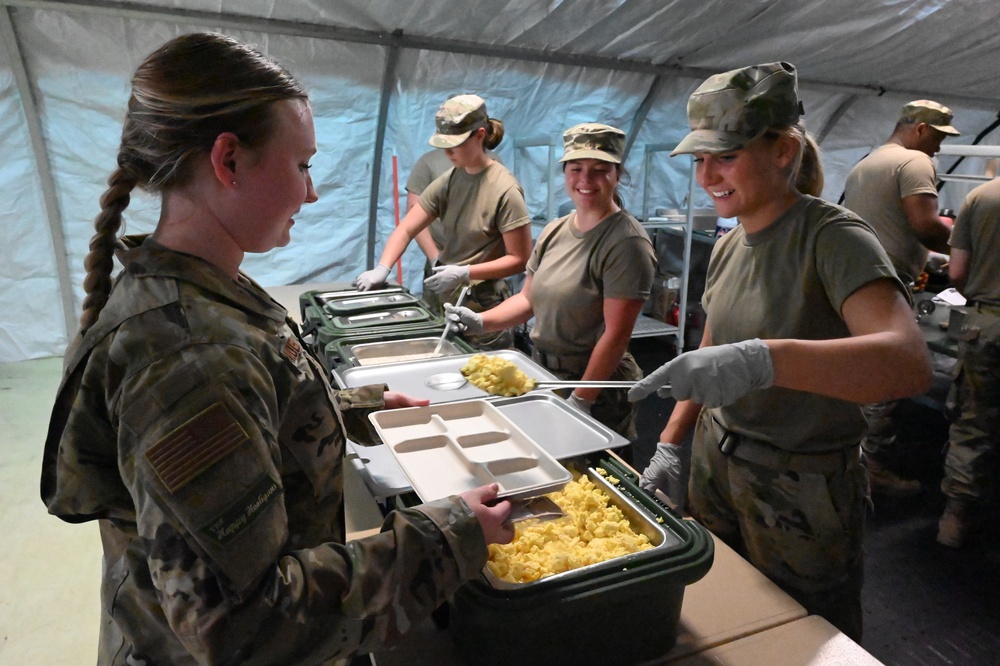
[42,33,512,665]
[630,62,932,641]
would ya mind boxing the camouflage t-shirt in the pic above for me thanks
[42,238,488,665]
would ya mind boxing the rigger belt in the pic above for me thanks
[531,348,590,375]
[709,414,860,475]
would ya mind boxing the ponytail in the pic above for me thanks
[484,118,505,150]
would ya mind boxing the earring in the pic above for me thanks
[231,180,237,186]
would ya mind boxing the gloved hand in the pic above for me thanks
[567,392,593,415]
[444,303,485,335]
[640,442,689,510]
[423,264,470,296]
[628,339,773,408]
[354,264,390,291]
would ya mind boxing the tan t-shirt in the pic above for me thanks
[704,195,904,452]
[950,177,1000,306]
[406,149,454,250]
[843,142,939,283]
[419,161,530,266]
[528,210,656,355]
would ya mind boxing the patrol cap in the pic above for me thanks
[429,94,489,148]
[898,100,960,136]
[559,123,626,164]
[671,62,803,156]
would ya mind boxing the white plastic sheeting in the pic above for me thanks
[1,0,999,361]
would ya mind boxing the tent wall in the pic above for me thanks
[1,0,998,362]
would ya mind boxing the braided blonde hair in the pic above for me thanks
[79,33,307,332]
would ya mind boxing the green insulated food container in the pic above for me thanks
[299,289,444,356]
[449,458,714,666]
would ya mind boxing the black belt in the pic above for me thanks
[709,415,860,475]
[532,348,590,374]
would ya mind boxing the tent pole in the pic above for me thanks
[366,36,402,271]
[1,7,77,340]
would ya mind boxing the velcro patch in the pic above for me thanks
[201,473,282,545]
[145,402,249,494]
[282,336,302,363]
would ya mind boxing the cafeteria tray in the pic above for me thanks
[333,349,559,404]
[350,393,629,499]
[368,400,571,503]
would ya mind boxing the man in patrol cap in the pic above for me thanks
[843,99,960,498]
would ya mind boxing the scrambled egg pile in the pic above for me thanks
[460,353,537,397]
[487,474,653,584]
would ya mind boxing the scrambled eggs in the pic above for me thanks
[461,353,537,397]
[487,474,653,583]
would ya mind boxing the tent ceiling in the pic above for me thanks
[1,0,999,362]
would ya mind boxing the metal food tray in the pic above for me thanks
[368,400,571,503]
[348,336,466,366]
[331,306,433,330]
[491,393,628,456]
[333,350,559,404]
[319,291,419,315]
[483,465,681,591]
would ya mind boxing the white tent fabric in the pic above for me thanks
[1,0,998,362]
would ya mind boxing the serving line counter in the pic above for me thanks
[342,458,882,665]
[270,283,883,664]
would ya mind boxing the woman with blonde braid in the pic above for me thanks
[42,32,511,665]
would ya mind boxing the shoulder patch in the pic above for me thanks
[145,402,249,493]
[201,473,282,545]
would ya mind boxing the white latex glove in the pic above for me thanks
[567,392,593,415]
[444,303,484,335]
[628,339,773,408]
[640,442,688,510]
[354,264,390,291]
[423,264,470,296]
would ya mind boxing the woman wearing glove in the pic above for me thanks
[354,94,532,350]
[42,34,514,665]
[447,123,656,444]
[630,62,931,642]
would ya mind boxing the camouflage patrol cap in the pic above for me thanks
[559,123,626,164]
[898,100,960,136]
[671,62,803,156]
[429,94,489,148]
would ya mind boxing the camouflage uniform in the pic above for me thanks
[668,62,905,642]
[942,177,1000,508]
[42,237,488,665]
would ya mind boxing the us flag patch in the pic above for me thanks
[282,336,302,363]
[145,402,249,493]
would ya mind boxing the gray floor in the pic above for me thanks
[0,357,102,664]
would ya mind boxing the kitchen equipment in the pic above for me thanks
[449,457,715,666]
[323,332,474,371]
[367,400,571,503]
[333,350,559,404]
[318,289,419,315]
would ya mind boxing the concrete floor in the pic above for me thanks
[0,357,101,664]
